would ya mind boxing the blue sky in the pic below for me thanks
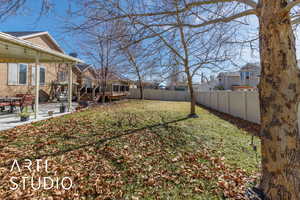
[3,1,300,81]
[0,0,79,58]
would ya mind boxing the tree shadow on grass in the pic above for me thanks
[197,104,261,137]
[0,116,189,168]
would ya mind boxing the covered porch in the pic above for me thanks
[0,32,82,128]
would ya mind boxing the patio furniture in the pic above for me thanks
[0,94,35,113]
[0,100,10,112]
[0,97,22,113]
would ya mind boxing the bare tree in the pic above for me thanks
[0,0,53,21]
[78,24,122,103]
[67,0,300,198]
[94,1,234,116]
[122,4,234,116]
[115,24,163,99]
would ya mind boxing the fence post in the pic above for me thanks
[217,92,219,110]
[209,91,212,108]
[244,91,248,120]
[227,91,230,114]
[244,92,248,120]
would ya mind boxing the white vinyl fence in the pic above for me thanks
[195,91,260,124]
[128,89,300,125]
[128,88,190,101]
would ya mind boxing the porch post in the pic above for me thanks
[68,62,74,111]
[34,53,40,119]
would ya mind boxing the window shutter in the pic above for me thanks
[8,63,18,85]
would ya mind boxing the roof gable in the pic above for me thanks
[4,31,64,53]
[77,63,91,72]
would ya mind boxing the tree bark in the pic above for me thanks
[259,0,300,199]
[187,73,196,116]
[175,9,197,118]
[184,60,197,117]
[138,79,144,100]
[101,67,108,103]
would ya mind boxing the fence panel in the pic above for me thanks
[129,89,300,126]
[246,92,260,124]
[203,92,211,107]
[228,92,246,120]
[218,92,229,114]
[128,88,189,101]
[211,92,219,110]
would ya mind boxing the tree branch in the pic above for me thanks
[284,0,300,13]
[292,16,300,24]
[185,0,257,9]
[184,9,257,27]
[144,9,256,28]
[105,0,257,21]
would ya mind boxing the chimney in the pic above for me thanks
[69,52,78,58]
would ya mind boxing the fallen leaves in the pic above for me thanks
[0,100,260,199]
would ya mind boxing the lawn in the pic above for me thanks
[0,100,261,199]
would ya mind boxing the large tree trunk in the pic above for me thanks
[187,74,196,116]
[259,0,300,199]
[138,79,144,100]
[184,60,197,117]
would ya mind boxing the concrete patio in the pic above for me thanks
[0,102,78,131]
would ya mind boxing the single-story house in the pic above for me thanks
[93,68,131,101]
[0,31,79,102]
[0,31,82,118]
[75,63,98,89]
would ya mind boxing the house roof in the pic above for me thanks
[96,69,131,83]
[240,63,260,71]
[218,72,240,77]
[4,31,45,37]
[76,63,91,72]
[4,31,64,53]
[0,32,83,63]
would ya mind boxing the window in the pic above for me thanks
[19,64,27,84]
[32,66,46,85]
[8,63,28,85]
[240,71,252,81]
[84,78,92,88]
[58,71,67,82]
[40,67,46,85]
[245,71,250,79]
[120,85,125,91]
[113,85,119,92]
[240,72,244,81]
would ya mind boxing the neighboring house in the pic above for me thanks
[216,63,261,91]
[0,31,79,101]
[78,68,131,101]
[138,81,161,90]
[75,63,98,89]
[217,72,241,90]
[237,63,260,88]
[166,82,189,91]
[197,79,219,91]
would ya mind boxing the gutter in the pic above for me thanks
[0,32,83,63]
